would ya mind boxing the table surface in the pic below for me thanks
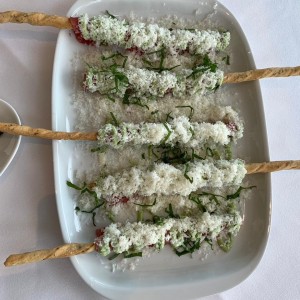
[1,1,300,299]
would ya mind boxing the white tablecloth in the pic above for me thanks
[1,1,300,299]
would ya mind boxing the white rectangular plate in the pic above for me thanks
[52,0,271,299]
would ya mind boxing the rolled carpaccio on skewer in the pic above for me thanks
[71,14,230,54]
[83,59,300,101]
[84,64,223,99]
[97,116,242,149]
[4,211,241,266]
[0,11,230,54]
[89,159,246,198]
[72,159,300,208]
[93,213,241,256]
[0,114,243,148]
[1,12,300,84]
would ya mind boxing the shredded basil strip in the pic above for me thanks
[175,238,201,256]
[152,215,165,225]
[187,54,218,79]
[161,122,172,144]
[175,105,194,120]
[137,210,144,222]
[165,203,180,218]
[105,10,118,19]
[67,180,104,226]
[205,237,214,250]
[66,180,82,191]
[134,198,157,207]
[217,233,233,252]
[110,112,120,126]
[165,111,174,122]
[108,253,120,260]
[144,46,180,72]
[75,201,105,227]
[226,185,256,200]
[184,163,193,183]
[151,109,159,115]
[123,252,143,258]
[224,143,232,160]
[90,145,108,153]
[222,55,230,65]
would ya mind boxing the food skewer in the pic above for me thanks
[73,159,300,198]
[1,11,300,82]
[0,11,230,54]
[5,212,240,267]
[83,63,300,101]
[0,11,298,76]
[4,243,95,267]
[0,117,243,148]
[0,122,299,174]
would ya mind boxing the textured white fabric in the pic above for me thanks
[0,1,299,299]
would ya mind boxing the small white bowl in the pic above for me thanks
[0,99,21,176]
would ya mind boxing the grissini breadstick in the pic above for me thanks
[223,66,300,83]
[4,243,95,267]
[245,160,300,174]
[0,11,71,29]
[0,122,97,141]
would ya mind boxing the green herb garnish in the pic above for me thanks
[174,238,201,257]
[165,203,180,218]
[187,54,217,79]
[123,252,143,258]
[205,237,214,250]
[151,109,159,115]
[161,122,172,144]
[90,145,108,153]
[108,253,120,260]
[137,210,144,222]
[184,163,193,183]
[67,181,104,226]
[222,55,230,65]
[175,105,194,120]
[144,46,180,72]
[226,185,256,200]
[134,198,157,207]
[105,10,117,19]
[217,233,233,252]
[110,112,120,126]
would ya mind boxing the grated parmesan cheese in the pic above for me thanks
[84,64,224,100]
[97,116,242,149]
[94,212,242,256]
[93,159,246,198]
[78,14,230,54]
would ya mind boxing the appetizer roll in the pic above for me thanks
[92,159,246,198]
[84,65,223,100]
[72,14,230,54]
[97,116,242,149]
[95,212,242,257]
